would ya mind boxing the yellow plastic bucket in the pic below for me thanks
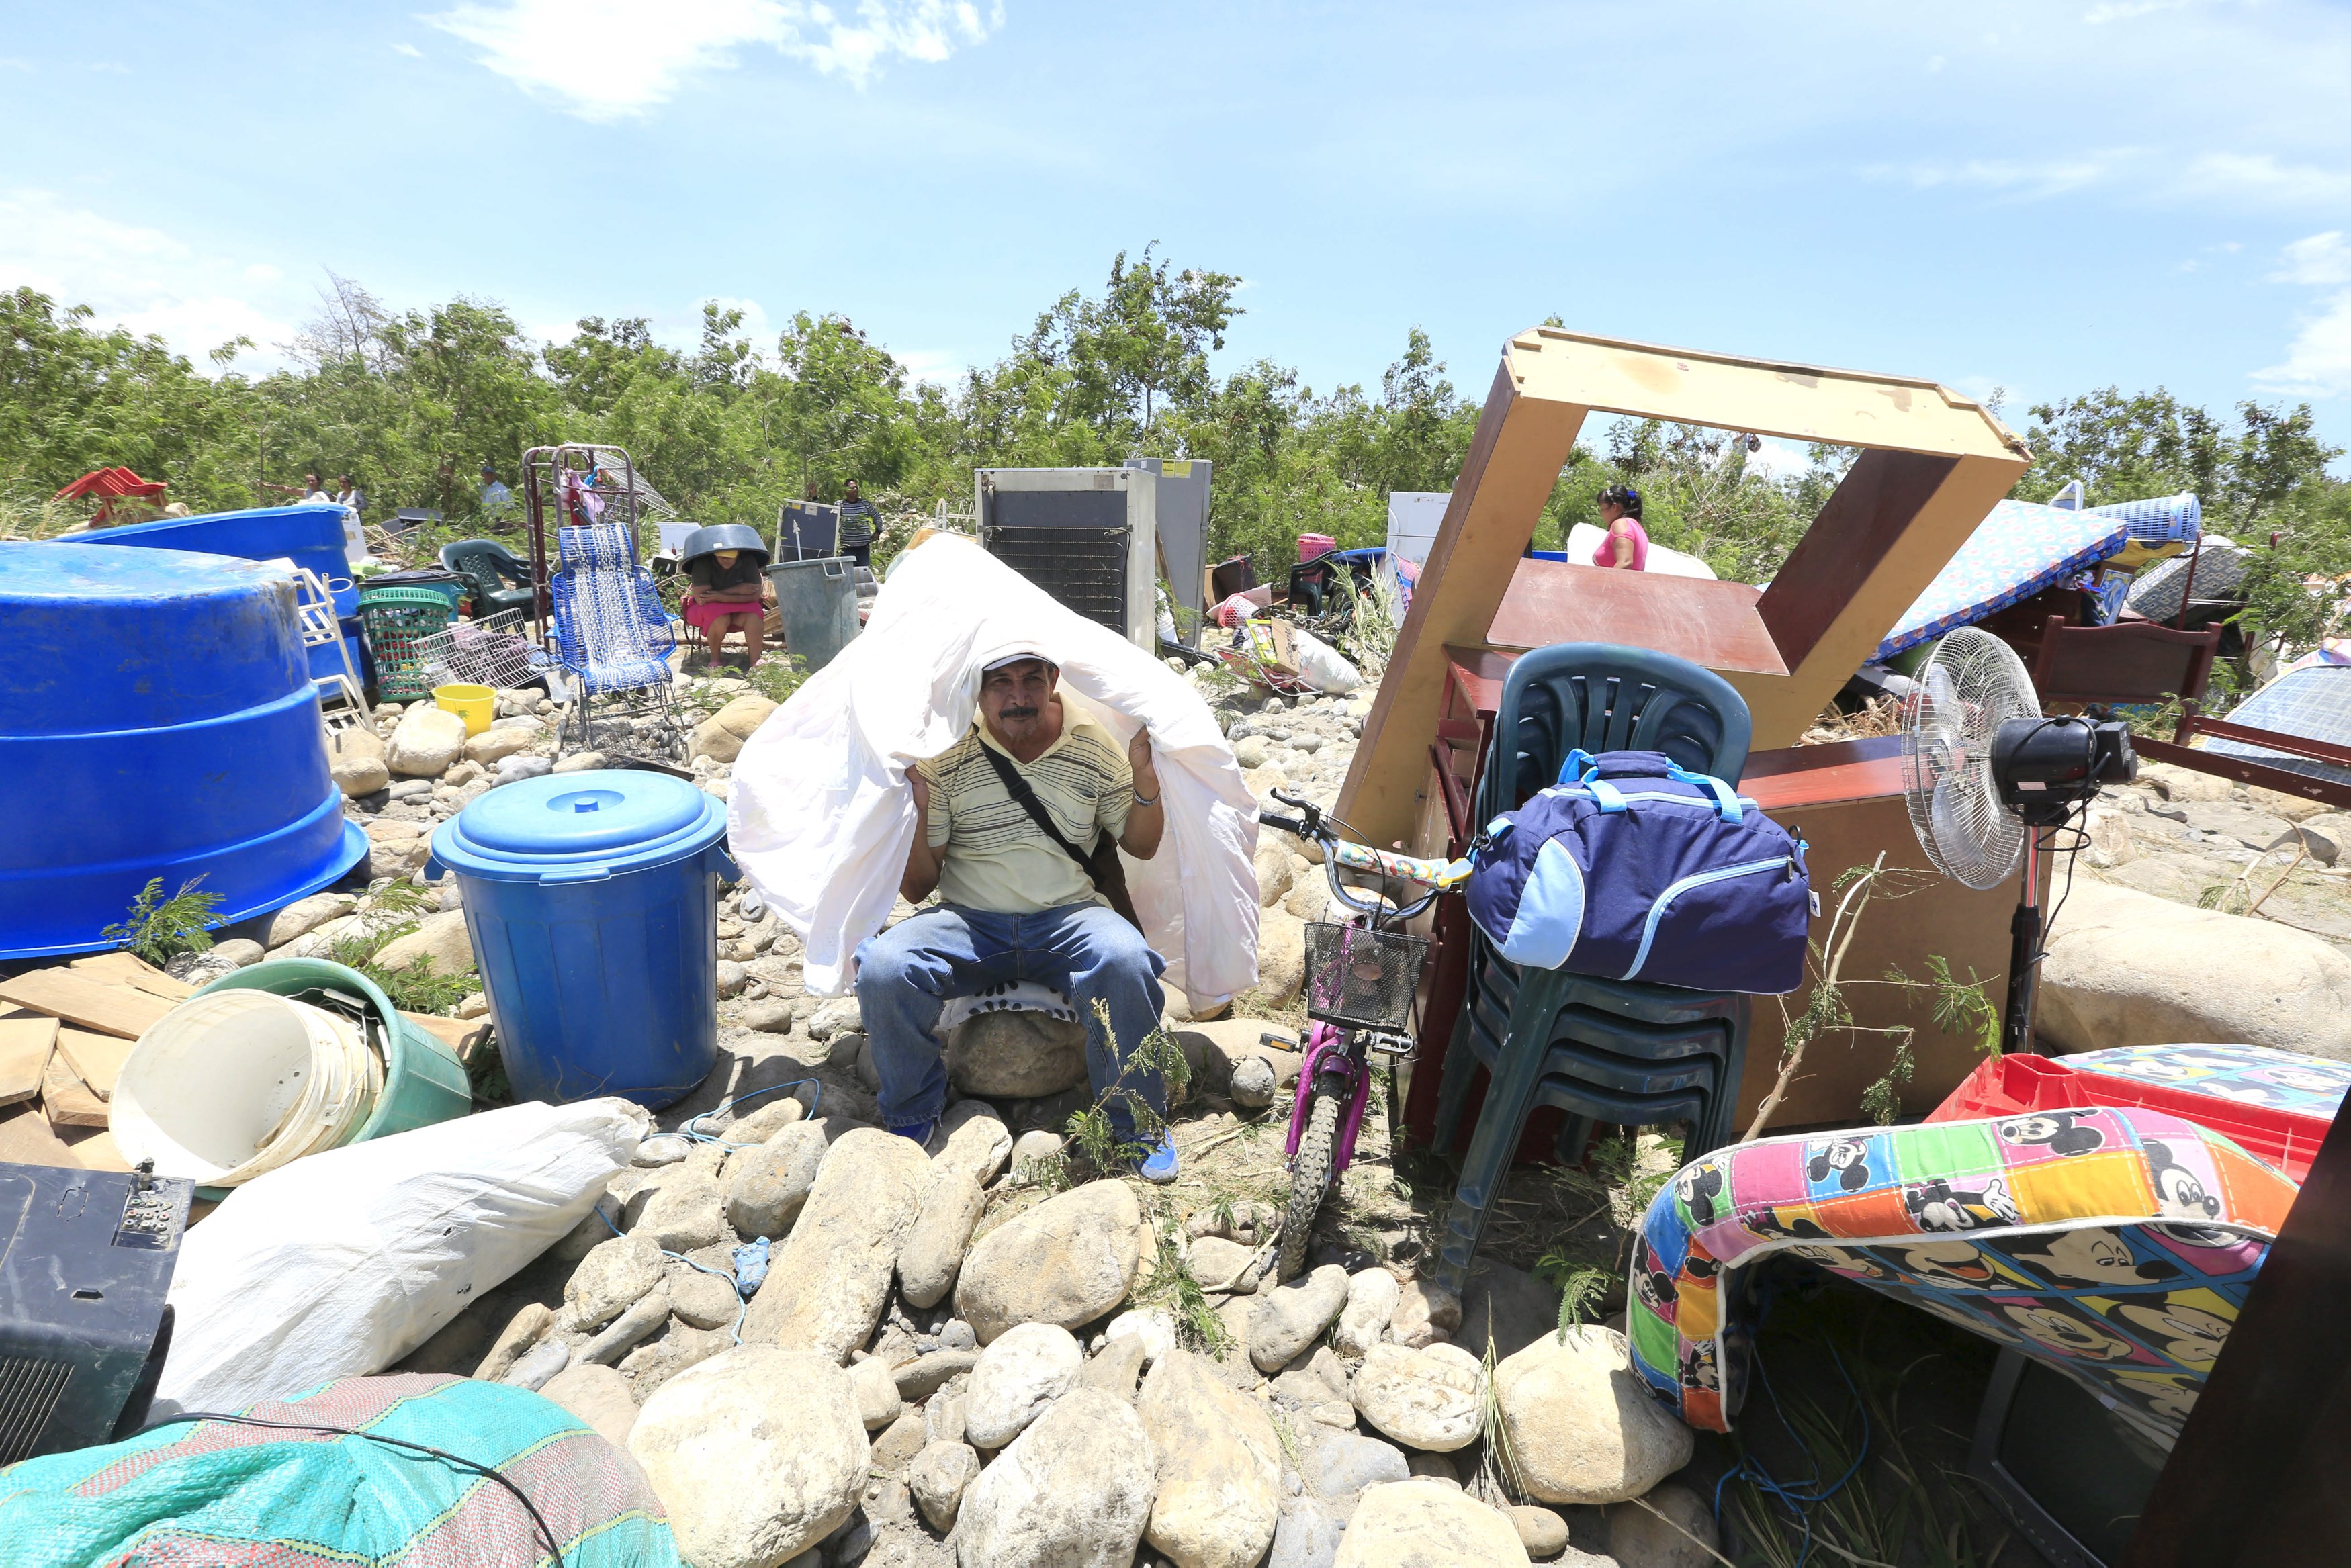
[433,683,495,735]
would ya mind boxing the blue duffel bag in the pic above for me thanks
[1465,749,1811,994]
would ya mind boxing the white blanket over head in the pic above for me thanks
[729,535,1261,1010]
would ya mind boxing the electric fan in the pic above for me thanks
[1900,627,2137,1052]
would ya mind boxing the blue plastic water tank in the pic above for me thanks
[427,770,735,1109]
[64,504,366,686]
[0,543,370,960]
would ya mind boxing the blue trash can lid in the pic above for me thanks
[431,769,728,884]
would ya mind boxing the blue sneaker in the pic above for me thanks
[1130,1132,1180,1185]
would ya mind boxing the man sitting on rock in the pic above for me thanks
[858,651,1178,1181]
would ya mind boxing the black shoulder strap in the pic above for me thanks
[977,738,1094,873]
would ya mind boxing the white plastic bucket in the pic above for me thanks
[112,990,376,1187]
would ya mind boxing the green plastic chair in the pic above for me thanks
[439,538,537,618]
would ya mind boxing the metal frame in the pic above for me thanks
[973,467,1161,649]
[1339,326,2029,846]
[290,566,371,735]
[2134,704,2351,813]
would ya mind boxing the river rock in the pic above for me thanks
[1390,1281,1461,1350]
[1605,1481,1716,1568]
[496,753,552,784]
[1106,1306,1178,1367]
[1335,1269,1401,1357]
[1010,1129,1065,1182]
[871,1409,930,1473]
[631,1172,727,1251]
[956,1177,1144,1344]
[965,1321,1085,1449]
[889,1112,1008,1304]
[1189,1235,1263,1291]
[955,1388,1159,1568]
[629,1346,868,1568]
[743,1127,929,1360]
[1351,1342,1484,1452]
[1303,1427,1411,1497]
[1494,1327,1693,1505]
[1257,911,1307,1003]
[852,1354,905,1430]
[738,998,795,1033]
[541,1362,639,1448]
[728,1096,808,1144]
[1255,839,1296,907]
[1081,1332,1149,1402]
[386,704,468,778]
[474,1301,553,1382]
[671,1267,743,1331]
[1229,1053,1280,1109]
[1140,1348,1283,1568]
[1251,1264,1351,1373]
[503,1337,569,1391]
[1509,1505,1571,1559]
[1332,1479,1532,1567]
[580,1288,671,1364]
[894,1349,979,1400]
[2039,878,2351,1060]
[947,1008,1090,1097]
[692,694,778,764]
[264,892,355,950]
[807,997,862,1040]
[727,1120,832,1237]
[463,725,539,765]
[327,727,389,796]
[907,1440,981,1532]
[564,1234,665,1331]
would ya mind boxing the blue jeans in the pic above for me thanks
[855,901,1169,1136]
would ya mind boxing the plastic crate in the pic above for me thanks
[357,586,456,701]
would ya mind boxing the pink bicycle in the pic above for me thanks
[1257,788,1470,1281]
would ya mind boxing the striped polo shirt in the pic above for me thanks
[917,714,1133,914]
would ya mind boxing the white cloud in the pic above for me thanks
[1865,149,2139,200]
[394,41,424,58]
[2254,289,2351,396]
[895,348,961,387]
[2271,230,2351,285]
[0,189,299,372]
[424,0,1004,121]
[2175,153,2351,209]
[2085,0,2191,22]
[1744,437,1814,480]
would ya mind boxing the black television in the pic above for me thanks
[1969,1348,2168,1567]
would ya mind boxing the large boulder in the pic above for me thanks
[2039,878,2351,1060]
[955,1387,1159,1568]
[1249,1264,1351,1373]
[742,1127,929,1360]
[327,727,388,797]
[1332,1479,1531,1567]
[1139,1348,1283,1568]
[1608,1481,1721,1568]
[263,892,355,950]
[627,1346,868,1568]
[386,704,468,778]
[1335,1269,1402,1357]
[898,1105,1014,1309]
[947,1009,1090,1098]
[907,1440,981,1532]
[463,724,540,765]
[1493,1327,1693,1506]
[1351,1342,1485,1453]
[539,1362,638,1448]
[562,1234,664,1332]
[370,908,475,978]
[1257,910,1307,1003]
[965,1321,1085,1450]
[956,1178,1144,1344]
[691,693,778,764]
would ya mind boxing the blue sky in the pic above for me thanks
[7,1,2351,466]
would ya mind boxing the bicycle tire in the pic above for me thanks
[1279,1089,1341,1283]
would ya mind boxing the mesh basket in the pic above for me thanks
[357,587,457,701]
[1301,923,1427,1032]
[418,606,547,692]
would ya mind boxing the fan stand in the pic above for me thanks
[2002,825,2046,1055]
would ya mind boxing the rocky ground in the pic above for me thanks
[176,655,2351,1568]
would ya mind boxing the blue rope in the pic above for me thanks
[1712,1342,1871,1567]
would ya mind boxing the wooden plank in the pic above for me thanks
[0,969,176,1040]
[40,1052,110,1128]
[60,1127,132,1173]
[69,950,195,1001]
[54,1028,134,1101]
[401,1011,483,1054]
[0,1103,81,1168]
[0,1015,60,1107]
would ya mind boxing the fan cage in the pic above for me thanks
[1901,628,2035,890]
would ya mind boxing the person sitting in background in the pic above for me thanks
[1593,483,1650,569]
[856,653,1179,1181]
[836,479,881,569]
[333,473,364,519]
[678,522,772,671]
[479,465,513,515]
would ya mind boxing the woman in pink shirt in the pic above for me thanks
[1593,484,1650,569]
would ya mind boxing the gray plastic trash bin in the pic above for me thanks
[766,556,860,670]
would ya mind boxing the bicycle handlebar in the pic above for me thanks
[1257,790,1470,924]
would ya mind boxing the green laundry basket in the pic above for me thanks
[191,956,474,1148]
[359,585,457,700]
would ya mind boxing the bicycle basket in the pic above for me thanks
[1301,923,1427,1032]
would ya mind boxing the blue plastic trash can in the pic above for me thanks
[426,770,736,1109]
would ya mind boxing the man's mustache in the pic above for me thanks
[999,704,1040,720]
